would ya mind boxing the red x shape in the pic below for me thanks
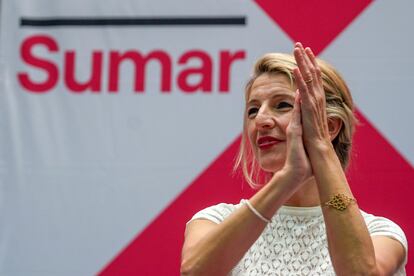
[98,1,413,274]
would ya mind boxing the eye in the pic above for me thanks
[276,101,293,110]
[247,107,259,118]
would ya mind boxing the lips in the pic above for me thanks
[257,136,282,150]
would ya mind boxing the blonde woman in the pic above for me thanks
[181,43,407,275]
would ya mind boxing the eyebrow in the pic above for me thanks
[247,91,294,105]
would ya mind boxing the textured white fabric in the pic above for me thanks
[189,201,407,275]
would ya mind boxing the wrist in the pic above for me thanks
[306,140,339,168]
[279,166,306,184]
[307,139,335,156]
[307,142,350,198]
[274,166,311,195]
[252,171,301,215]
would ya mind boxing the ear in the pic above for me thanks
[328,118,343,141]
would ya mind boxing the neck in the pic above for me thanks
[283,177,320,207]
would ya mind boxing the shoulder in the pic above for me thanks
[187,201,244,224]
[360,210,408,266]
[360,210,407,246]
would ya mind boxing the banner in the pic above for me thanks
[0,0,412,274]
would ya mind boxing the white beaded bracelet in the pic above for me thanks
[243,199,271,223]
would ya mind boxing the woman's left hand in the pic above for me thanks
[292,42,332,154]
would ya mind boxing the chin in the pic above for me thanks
[259,158,285,173]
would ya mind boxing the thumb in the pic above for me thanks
[291,90,301,128]
[287,90,302,138]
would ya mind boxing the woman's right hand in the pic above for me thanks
[279,91,313,187]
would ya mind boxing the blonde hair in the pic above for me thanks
[234,53,357,188]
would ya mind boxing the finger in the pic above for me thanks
[304,47,317,69]
[293,67,311,104]
[304,47,323,87]
[299,46,318,91]
[293,46,311,80]
[295,44,318,90]
[293,46,315,94]
[291,90,301,128]
[297,44,314,72]
[286,90,303,145]
[304,47,326,108]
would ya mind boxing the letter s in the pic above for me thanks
[17,35,59,93]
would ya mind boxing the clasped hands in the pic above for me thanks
[283,43,334,184]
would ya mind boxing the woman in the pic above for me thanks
[180,43,407,275]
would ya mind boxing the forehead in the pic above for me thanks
[248,74,295,101]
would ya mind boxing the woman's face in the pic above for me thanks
[246,73,296,173]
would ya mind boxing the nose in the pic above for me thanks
[255,109,276,130]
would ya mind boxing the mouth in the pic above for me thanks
[257,136,282,150]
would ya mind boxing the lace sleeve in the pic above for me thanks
[362,211,408,273]
[187,202,239,225]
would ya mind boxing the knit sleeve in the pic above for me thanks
[187,202,239,224]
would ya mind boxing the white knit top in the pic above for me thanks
[189,200,407,275]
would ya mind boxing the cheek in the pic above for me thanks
[277,114,292,134]
[246,122,255,144]
[246,124,260,161]
[247,130,258,157]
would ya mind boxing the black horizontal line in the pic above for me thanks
[20,16,246,27]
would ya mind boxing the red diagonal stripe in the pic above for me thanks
[348,111,413,274]
[98,2,414,275]
[99,110,413,275]
[254,0,373,54]
[97,136,255,275]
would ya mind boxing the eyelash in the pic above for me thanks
[277,102,293,109]
[247,102,293,117]
[247,107,259,116]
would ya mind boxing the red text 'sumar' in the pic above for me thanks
[17,35,246,94]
